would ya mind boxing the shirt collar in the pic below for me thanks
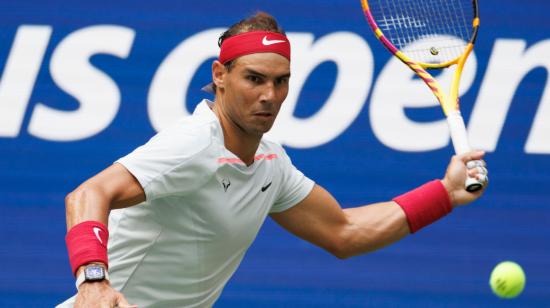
[193,99,217,119]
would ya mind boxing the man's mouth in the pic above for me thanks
[254,112,274,118]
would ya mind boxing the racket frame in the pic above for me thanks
[361,0,483,191]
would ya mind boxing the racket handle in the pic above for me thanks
[446,112,484,192]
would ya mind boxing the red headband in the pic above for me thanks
[219,31,291,64]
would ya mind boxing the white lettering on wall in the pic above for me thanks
[267,32,372,148]
[0,26,52,137]
[469,39,550,154]
[148,28,222,132]
[0,25,549,156]
[28,25,135,141]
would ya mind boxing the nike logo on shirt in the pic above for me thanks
[262,36,285,46]
[93,227,103,244]
[261,182,272,192]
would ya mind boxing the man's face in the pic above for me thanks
[218,52,290,137]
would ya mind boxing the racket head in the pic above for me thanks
[361,0,479,68]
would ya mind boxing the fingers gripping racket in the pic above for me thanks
[361,0,484,192]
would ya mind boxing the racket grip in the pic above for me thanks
[446,112,484,192]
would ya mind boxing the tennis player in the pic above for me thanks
[57,12,488,308]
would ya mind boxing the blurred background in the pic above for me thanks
[0,0,548,306]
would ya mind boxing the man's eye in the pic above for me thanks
[276,77,289,85]
[247,75,261,83]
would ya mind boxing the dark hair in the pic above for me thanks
[212,12,285,93]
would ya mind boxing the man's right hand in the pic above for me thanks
[75,280,137,308]
[441,150,488,207]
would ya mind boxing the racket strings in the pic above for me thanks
[370,0,474,64]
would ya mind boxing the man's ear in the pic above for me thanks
[212,60,226,91]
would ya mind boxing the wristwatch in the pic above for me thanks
[75,264,110,290]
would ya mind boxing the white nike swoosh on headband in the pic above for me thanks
[262,36,286,46]
[93,227,103,244]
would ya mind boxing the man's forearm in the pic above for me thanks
[341,202,410,258]
[65,185,111,230]
[65,185,112,277]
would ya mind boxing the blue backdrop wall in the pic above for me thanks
[0,0,549,306]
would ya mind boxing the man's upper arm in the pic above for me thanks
[270,184,349,253]
[84,163,145,209]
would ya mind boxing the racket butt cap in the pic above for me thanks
[465,179,483,192]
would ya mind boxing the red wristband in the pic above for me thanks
[393,180,452,234]
[65,221,109,276]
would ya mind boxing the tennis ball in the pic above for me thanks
[489,261,526,299]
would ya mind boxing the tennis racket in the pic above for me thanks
[361,0,484,192]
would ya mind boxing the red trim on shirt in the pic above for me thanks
[218,154,279,164]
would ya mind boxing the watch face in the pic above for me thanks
[84,266,105,281]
